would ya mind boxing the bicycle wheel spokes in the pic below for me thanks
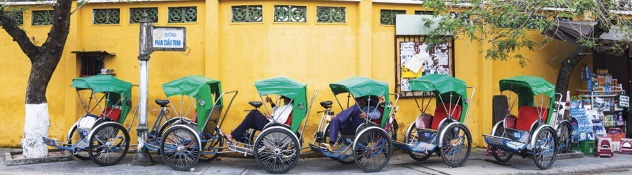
[534,128,556,169]
[354,128,392,172]
[160,126,200,171]
[440,124,471,167]
[257,132,296,171]
[88,123,130,166]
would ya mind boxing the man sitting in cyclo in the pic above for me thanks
[327,96,381,151]
[221,96,293,143]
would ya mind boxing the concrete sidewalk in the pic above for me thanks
[1,148,631,175]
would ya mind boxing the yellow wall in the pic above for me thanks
[0,0,591,147]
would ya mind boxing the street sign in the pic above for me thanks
[152,26,186,51]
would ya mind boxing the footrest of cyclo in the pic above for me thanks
[309,143,351,157]
[483,134,527,152]
[42,137,72,149]
[309,143,324,154]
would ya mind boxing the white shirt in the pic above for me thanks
[271,103,293,123]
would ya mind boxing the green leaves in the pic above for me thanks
[420,0,632,67]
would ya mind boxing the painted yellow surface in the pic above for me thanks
[0,0,590,148]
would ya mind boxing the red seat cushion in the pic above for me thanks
[192,110,197,123]
[284,112,293,126]
[515,106,549,131]
[101,107,121,122]
[431,103,462,129]
[371,108,385,125]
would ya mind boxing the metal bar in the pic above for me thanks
[76,90,89,113]
[183,96,194,119]
[333,95,344,111]
[258,94,271,119]
[127,102,140,133]
[464,87,475,126]
[301,90,319,136]
[423,92,433,113]
[217,91,239,129]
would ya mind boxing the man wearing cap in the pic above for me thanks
[222,96,293,143]
[327,96,381,151]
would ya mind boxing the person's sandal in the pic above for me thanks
[324,144,334,152]
[219,133,235,146]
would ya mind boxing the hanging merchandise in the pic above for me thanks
[570,100,594,141]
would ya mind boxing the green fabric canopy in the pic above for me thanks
[162,75,223,132]
[71,75,132,94]
[162,75,221,98]
[254,76,306,99]
[499,76,556,123]
[70,75,133,124]
[254,76,308,132]
[329,76,390,99]
[329,76,392,128]
[409,74,467,96]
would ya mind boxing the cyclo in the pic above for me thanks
[143,75,230,162]
[43,75,133,166]
[159,76,318,174]
[393,74,475,168]
[483,76,571,169]
[310,76,399,172]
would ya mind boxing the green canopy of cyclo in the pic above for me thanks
[409,74,467,96]
[329,76,391,128]
[70,75,133,124]
[499,76,555,123]
[254,76,307,132]
[162,75,223,132]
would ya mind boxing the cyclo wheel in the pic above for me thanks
[353,127,393,172]
[200,127,223,162]
[323,123,354,164]
[556,122,572,153]
[533,127,558,170]
[405,123,432,161]
[87,122,130,166]
[157,117,192,140]
[254,127,300,174]
[490,121,513,162]
[439,124,471,168]
[388,118,398,141]
[160,125,201,171]
[67,124,91,160]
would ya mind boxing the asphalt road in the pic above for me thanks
[2,148,632,175]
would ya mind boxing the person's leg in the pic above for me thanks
[329,118,341,144]
[228,110,265,142]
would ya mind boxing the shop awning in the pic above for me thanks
[542,21,631,57]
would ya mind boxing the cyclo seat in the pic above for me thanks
[320,101,333,108]
[249,101,263,108]
[155,99,170,107]
[515,106,549,131]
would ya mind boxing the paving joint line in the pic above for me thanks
[414,163,450,175]
[401,164,437,175]
[239,167,248,175]
[196,164,211,175]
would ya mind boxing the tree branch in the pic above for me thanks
[0,7,41,63]
[41,0,72,57]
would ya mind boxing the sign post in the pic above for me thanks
[132,13,186,166]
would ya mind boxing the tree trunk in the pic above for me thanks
[555,46,590,99]
[1,0,72,158]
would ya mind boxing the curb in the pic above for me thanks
[3,149,72,166]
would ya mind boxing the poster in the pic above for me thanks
[399,41,452,92]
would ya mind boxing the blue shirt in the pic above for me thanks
[337,104,381,122]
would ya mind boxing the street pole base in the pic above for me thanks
[132,147,154,166]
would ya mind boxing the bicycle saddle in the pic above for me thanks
[155,99,170,107]
[320,101,333,108]
[249,101,263,108]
